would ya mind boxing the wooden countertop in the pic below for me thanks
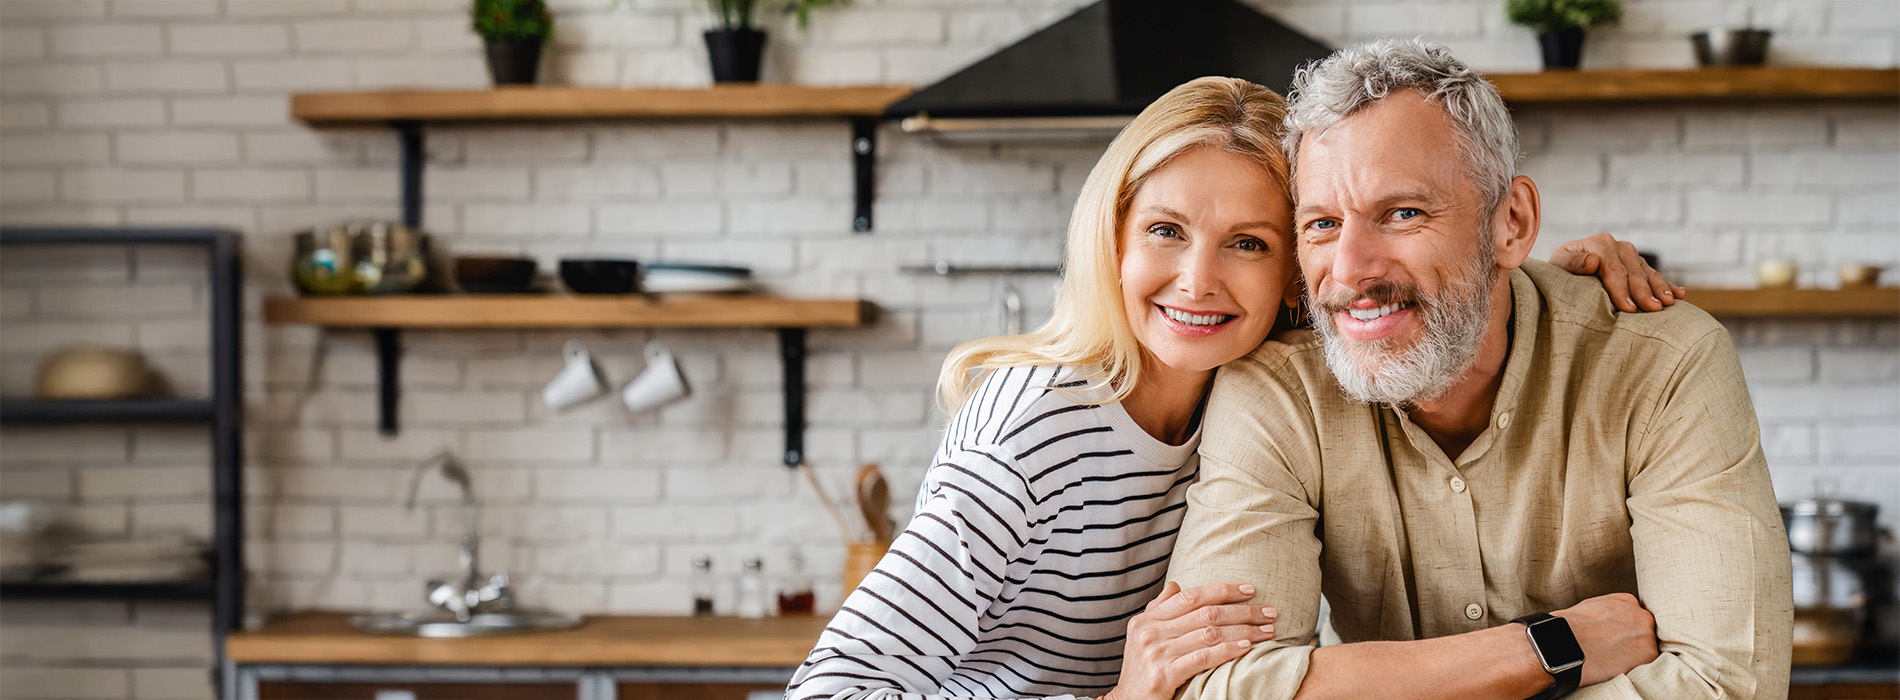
[226,613,831,667]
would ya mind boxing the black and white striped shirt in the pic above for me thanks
[787,366,1200,700]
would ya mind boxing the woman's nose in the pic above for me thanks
[1176,245,1223,298]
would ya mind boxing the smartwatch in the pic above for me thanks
[1512,612,1583,700]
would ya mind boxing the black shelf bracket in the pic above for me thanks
[851,117,876,233]
[778,328,807,467]
[374,329,401,435]
[395,120,424,228]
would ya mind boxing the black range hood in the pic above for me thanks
[885,0,1334,121]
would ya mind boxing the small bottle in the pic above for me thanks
[737,555,769,619]
[691,554,715,617]
[777,548,816,615]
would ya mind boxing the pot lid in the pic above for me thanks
[884,0,1333,120]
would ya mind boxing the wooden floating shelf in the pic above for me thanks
[228,612,829,666]
[1488,67,1899,103]
[1690,287,1899,318]
[291,84,913,124]
[263,295,870,329]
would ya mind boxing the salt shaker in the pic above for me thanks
[691,554,715,617]
[737,555,769,619]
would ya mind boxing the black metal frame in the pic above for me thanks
[0,226,245,693]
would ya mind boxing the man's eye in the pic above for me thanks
[1307,219,1337,232]
[1392,208,1423,221]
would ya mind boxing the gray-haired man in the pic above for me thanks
[1167,39,1792,699]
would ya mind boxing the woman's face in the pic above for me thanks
[1119,146,1294,376]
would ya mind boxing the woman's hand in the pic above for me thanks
[1102,582,1278,700]
[1550,232,1687,313]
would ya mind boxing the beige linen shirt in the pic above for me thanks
[1170,259,1793,700]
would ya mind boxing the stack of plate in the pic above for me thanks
[642,263,753,294]
[50,536,207,583]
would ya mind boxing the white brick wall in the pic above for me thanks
[0,1,1894,697]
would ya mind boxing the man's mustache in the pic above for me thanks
[1312,279,1424,314]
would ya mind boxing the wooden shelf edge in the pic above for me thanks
[1489,67,1900,103]
[263,295,870,329]
[292,85,913,124]
[1692,287,1900,317]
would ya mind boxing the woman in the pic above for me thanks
[787,77,1679,700]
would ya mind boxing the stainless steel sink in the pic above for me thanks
[349,611,581,638]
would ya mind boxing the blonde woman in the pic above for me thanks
[786,77,1678,700]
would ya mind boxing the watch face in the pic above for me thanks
[1530,618,1585,670]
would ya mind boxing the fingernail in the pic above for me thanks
[1261,624,1274,633]
[1237,640,1252,648]
[1238,584,1255,595]
[1625,297,1635,306]
[1663,291,1673,299]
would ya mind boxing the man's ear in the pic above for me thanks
[1492,175,1540,270]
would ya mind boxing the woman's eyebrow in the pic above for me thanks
[1140,205,1190,222]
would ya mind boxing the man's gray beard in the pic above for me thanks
[1307,243,1497,408]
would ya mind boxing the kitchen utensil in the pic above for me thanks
[560,259,641,294]
[353,221,432,294]
[1692,28,1771,66]
[799,461,865,543]
[35,346,154,400]
[1840,263,1884,288]
[1755,259,1797,288]
[291,227,362,294]
[642,262,754,294]
[541,339,608,412]
[454,256,539,294]
[1784,497,1881,557]
[856,464,893,542]
[620,339,691,413]
[1791,552,1868,665]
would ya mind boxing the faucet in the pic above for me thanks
[406,451,513,621]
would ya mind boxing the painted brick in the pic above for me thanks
[461,128,590,161]
[340,540,414,577]
[78,466,209,499]
[1834,111,1900,147]
[116,132,241,164]
[1753,151,1900,187]
[618,49,712,88]
[1830,0,1900,34]
[810,9,945,45]
[534,542,662,578]
[1606,153,1744,187]
[1685,111,1828,148]
[594,124,720,159]
[128,667,214,699]
[482,505,609,541]
[777,48,883,86]
[1837,192,1900,226]
[243,130,365,162]
[612,504,740,540]
[338,504,431,538]
[416,15,482,51]
[1687,192,1831,226]
[226,0,351,19]
[463,203,592,236]
[51,24,163,56]
[1820,425,1900,460]
[597,201,720,236]
[535,165,661,201]
[61,169,187,203]
[233,57,353,90]
[0,467,73,499]
[248,539,339,576]
[170,96,289,126]
[124,206,258,232]
[39,284,196,317]
[191,169,311,202]
[2,27,48,59]
[292,19,415,52]
[0,668,129,699]
[166,23,292,54]
[1,101,54,128]
[1348,3,1483,37]
[427,166,533,201]
[658,239,797,274]
[1820,348,1900,383]
[132,426,212,462]
[112,1,221,18]
[724,122,847,158]
[352,55,488,89]
[534,467,664,504]
[254,503,337,537]
[1547,111,1682,149]
[312,165,399,201]
[2,171,58,203]
[335,427,461,461]
[131,502,211,538]
[2,64,105,96]
[105,60,228,93]
[464,427,594,461]
[401,391,527,425]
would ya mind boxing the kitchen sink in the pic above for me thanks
[349,611,581,638]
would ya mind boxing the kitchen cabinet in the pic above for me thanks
[261,680,580,700]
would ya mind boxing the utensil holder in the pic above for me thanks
[842,541,891,596]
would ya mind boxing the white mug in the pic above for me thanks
[622,339,690,413]
[542,339,607,412]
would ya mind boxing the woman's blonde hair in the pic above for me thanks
[935,76,1292,412]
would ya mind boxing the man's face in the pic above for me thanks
[1292,90,1501,405]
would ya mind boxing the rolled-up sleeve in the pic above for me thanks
[1168,352,1326,700]
[1576,328,1792,700]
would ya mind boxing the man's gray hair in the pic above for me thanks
[1283,38,1520,212]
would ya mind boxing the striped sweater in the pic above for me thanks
[787,366,1201,700]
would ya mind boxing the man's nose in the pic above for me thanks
[1329,219,1392,290]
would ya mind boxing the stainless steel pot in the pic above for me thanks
[1790,552,1868,665]
[1783,498,1880,556]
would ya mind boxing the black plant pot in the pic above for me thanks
[704,29,767,83]
[1537,27,1586,70]
[484,38,544,85]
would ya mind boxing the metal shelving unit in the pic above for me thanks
[0,226,244,690]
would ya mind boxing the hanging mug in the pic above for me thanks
[622,339,690,413]
[541,339,607,411]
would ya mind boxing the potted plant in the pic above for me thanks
[472,0,553,85]
[697,0,846,83]
[1506,0,1621,70]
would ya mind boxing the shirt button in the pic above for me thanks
[1450,476,1467,493]
[1497,412,1512,430]
[1465,603,1484,620]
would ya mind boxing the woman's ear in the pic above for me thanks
[1283,274,1303,309]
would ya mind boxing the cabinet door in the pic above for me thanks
[616,682,785,700]
[259,681,579,700]
[1786,682,1900,700]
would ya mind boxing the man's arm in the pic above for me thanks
[1567,326,1792,700]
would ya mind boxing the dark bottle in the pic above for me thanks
[691,554,715,616]
[777,549,816,615]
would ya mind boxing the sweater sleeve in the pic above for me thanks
[786,443,1068,700]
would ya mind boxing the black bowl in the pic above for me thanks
[560,259,641,294]
[455,256,538,294]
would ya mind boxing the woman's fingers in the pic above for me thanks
[1613,241,1667,311]
[1160,626,1271,688]
[1147,582,1254,621]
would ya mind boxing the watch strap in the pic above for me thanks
[1513,612,1582,700]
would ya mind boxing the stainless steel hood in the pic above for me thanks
[886,0,1333,130]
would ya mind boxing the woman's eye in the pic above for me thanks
[1234,237,1267,252]
[1148,224,1181,238]
[1392,208,1423,221]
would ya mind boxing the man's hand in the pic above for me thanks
[1551,592,1660,687]
[1103,582,1278,700]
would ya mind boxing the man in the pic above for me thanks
[1168,38,1792,700]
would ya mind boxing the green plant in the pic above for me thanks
[472,0,553,40]
[1505,0,1621,31]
